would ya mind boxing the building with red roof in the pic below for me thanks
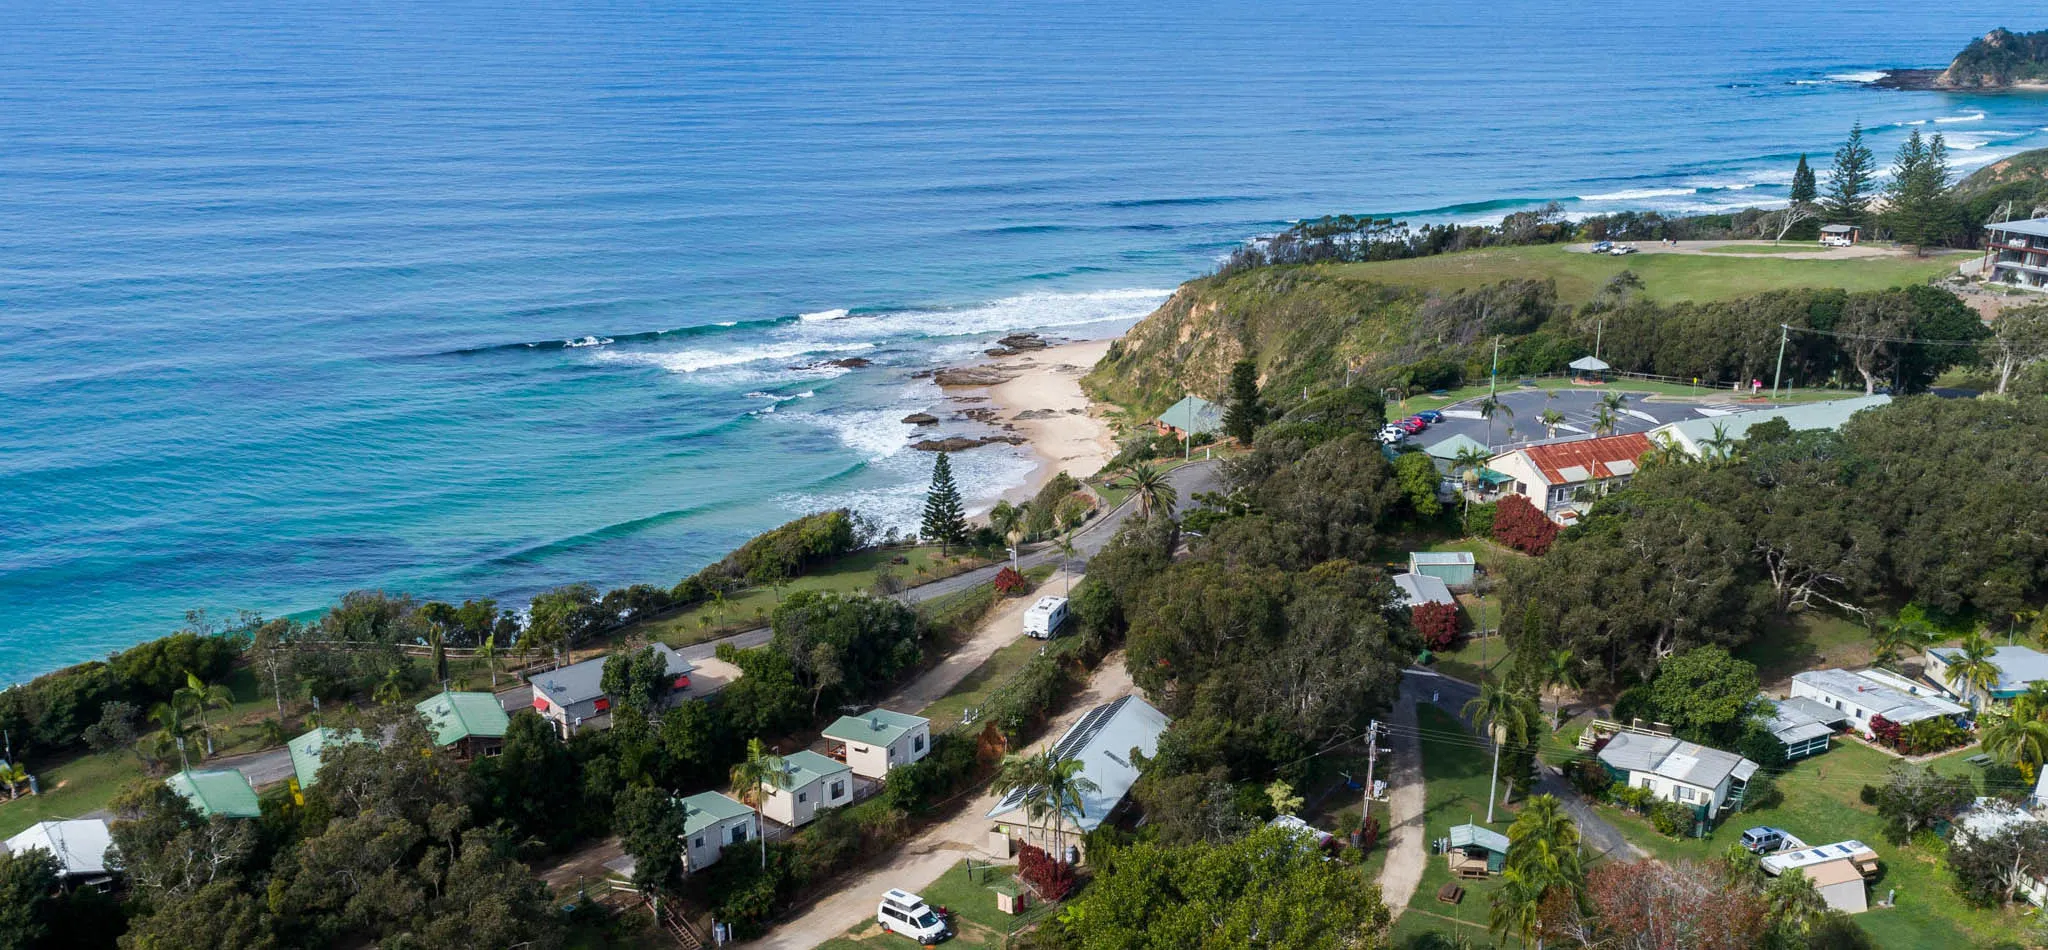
[1486,433,1653,524]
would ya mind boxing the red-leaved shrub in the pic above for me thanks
[1869,714,1901,750]
[1412,601,1461,651]
[1016,843,1075,900]
[992,566,1027,597]
[1492,495,1560,555]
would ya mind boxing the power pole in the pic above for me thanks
[1772,324,1790,399]
[1489,336,1502,399]
[1595,317,1604,361]
[1362,719,1384,821]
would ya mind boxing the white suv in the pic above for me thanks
[877,888,949,944]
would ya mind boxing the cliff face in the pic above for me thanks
[1955,148,2048,199]
[1936,28,2048,88]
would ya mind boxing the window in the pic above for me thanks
[1637,776,1652,789]
[1676,787,1696,803]
[831,780,845,799]
[693,836,704,849]
[913,734,926,754]
[730,824,748,844]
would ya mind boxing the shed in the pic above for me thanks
[1800,858,1870,914]
[167,769,262,819]
[1761,696,1843,760]
[1393,572,1457,608]
[1819,223,1861,244]
[288,727,370,791]
[1447,823,1509,877]
[416,690,512,758]
[1407,551,1476,589]
[822,708,932,779]
[1568,355,1611,383]
[1154,396,1224,438]
[4,819,114,885]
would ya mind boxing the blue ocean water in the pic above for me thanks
[2,0,2044,684]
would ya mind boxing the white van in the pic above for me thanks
[877,888,949,944]
[1023,595,1069,639]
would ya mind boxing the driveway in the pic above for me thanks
[1379,676,1429,919]
[1414,387,1774,452]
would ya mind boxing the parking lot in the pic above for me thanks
[1391,386,1778,452]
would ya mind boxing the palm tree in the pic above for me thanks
[1538,408,1565,440]
[1542,649,1580,730]
[149,701,194,773]
[729,738,788,869]
[1983,715,2048,776]
[1952,633,2006,708]
[1488,868,1548,948]
[1054,533,1078,597]
[1498,794,1584,950]
[0,761,26,800]
[1698,422,1736,464]
[176,671,234,757]
[1452,445,1493,536]
[1592,391,1626,437]
[1118,462,1177,520]
[1478,394,1512,446]
[476,633,500,688]
[990,751,1099,867]
[1462,683,1533,823]
[1871,615,1934,669]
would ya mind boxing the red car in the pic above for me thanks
[1397,417,1427,433]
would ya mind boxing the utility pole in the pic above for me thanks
[1772,324,1790,399]
[1362,719,1384,821]
[1489,336,1502,399]
[1595,318,1604,361]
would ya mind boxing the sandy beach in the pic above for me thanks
[987,338,1117,498]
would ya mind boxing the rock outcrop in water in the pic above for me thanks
[1874,28,2048,90]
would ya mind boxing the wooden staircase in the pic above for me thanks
[652,898,705,950]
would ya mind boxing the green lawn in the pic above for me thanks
[1430,634,1508,687]
[1736,610,1875,687]
[1595,739,2027,948]
[1393,703,1524,947]
[819,859,1055,948]
[1328,244,1971,306]
[920,635,1047,735]
[619,547,987,647]
[1698,243,1826,255]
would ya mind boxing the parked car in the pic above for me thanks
[1590,241,1612,253]
[1377,425,1407,445]
[878,889,950,944]
[1397,418,1426,434]
[1415,410,1443,423]
[1740,826,1793,854]
[1609,244,1637,256]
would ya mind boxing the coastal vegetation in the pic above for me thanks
[1934,27,2048,89]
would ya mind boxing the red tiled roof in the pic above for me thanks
[1517,433,1653,485]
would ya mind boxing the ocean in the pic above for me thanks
[2,0,2043,684]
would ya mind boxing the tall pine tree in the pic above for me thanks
[1823,122,1876,228]
[1789,154,1817,206]
[1884,130,1958,250]
[1786,153,1820,241]
[920,451,967,555]
[1221,360,1265,443]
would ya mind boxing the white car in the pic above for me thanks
[878,888,949,944]
[1377,425,1407,445]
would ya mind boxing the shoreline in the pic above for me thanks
[924,336,1120,507]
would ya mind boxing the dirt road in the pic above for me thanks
[1378,676,1428,919]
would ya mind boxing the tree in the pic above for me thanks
[1391,450,1442,519]
[1790,153,1818,206]
[1221,360,1265,443]
[0,847,58,950]
[614,785,689,893]
[1948,811,2048,906]
[990,751,1099,866]
[1882,130,1959,251]
[247,618,295,717]
[1492,495,1559,555]
[175,670,233,758]
[919,452,968,555]
[118,879,278,950]
[81,699,139,756]
[1873,761,1975,841]
[1538,407,1565,439]
[1463,682,1534,823]
[471,712,583,852]
[522,583,601,669]
[1951,632,2006,707]
[1835,290,1911,394]
[1541,649,1579,730]
[1118,461,1177,520]
[1451,443,1492,534]
[728,738,787,870]
[1646,646,1761,745]
[1823,122,1877,228]
[148,701,195,774]
[988,499,1022,539]
[600,645,673,718]
[1982,713,2048,777]
[1479,393,1512,445]
[1988,304,2048,395]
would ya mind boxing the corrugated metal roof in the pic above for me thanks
[534,643,695,707]
[416,690,512,746]
[1449,823,1509,853]
[1393,573,1456,608]
[167,769,262,819]
[1509,433,1653,486]
[4,820,112,877]
[679,791,755,837]
[288,727,370,790]
[1987,218,2048,239]
[774,749,851,790]
[1155,396,1223,435]
[823,708,928,747]
[1597,732,1756,790]
[1650,396,1889,453]
[1408,551,1475,567]
[1793,669,1965,724]
[1928,645,2048,694]
[987,693,1170,832]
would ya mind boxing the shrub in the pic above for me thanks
[1411,601,1461,651]
[1610,782,1655,814]
[1869,714,1902,750]
[1650,800,1693,837]
[992,566,1028,597]
[882,734,980,815]
[1741,773,1783,811]
[1491,495,1559,555]
[1017,844,1076,900]
[1860,784,1879,806]
[1463,501,1497,538]
[1568,759,1612,797]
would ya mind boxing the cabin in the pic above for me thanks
[531,642,696,737]
[1406,551,1476,590]
[1788,669,1967,739]
[1444,823,1509,878]
[1597,732,1758,822]
[3,819,114,888]
[1760,696,1844,761]
[822,708,932,780]
[759,750,855,828]
[1487,433,1653,524]
[679,791,759,874]
[416,690,512,759]
[988,694,1170,856]
[1819,223,1861,247]
[167,768,263,819]
[287,727,371,791]
[1153,395,1223,439]
[1926,644,2048,708]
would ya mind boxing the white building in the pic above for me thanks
[822,708,931,780]
[1982,218,2048,290]
[3,819,114,888]
[1926,644,2048,707]
[1597,732,1759,819]
[678,791,758,874]
[988,694,1170,851]
[1789,669,1967,738]
[1392,572,1457,609]
[1486,432,1653,525]
[1761,695,1845,760]
[1645,396,1890,459]
[758,750,854,828]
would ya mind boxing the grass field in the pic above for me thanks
[1389,702,1524,948]
[1698,244,1822,255]
[816,859,1056,949]
[1736,610,1875,688]
[1328,244,1971,306]
[617,547,987,648]
[1596,738,2028,948]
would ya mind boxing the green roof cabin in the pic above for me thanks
[1153,395,1223,438]
[760,750,855,828]
[167,769,263,819]
[679,791,759,873]
[415,690,512,759]
[1446,823,1510,878]
[288,727,370,791]
[1408,551,1476,590]
[822,708,932,779]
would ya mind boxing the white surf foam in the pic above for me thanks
[1826,71,1887,83]
[1576,187,1697,202]
[593,340,874,374]
[800,308,850,322]
[1936,112,1986,124]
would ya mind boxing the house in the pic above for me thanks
[1597,732,1759,820]
[416,690,512,759]
[531,643,696,737]
[1568,355,1611,384]
[288,727,370,791]
[1393,572,1457,609]
[2033,768,2048,811]
[1926,644,2048,707]
[1646,396,1890,459]
[1820,223,1861,247]
[1760,695,1844,760]
[822,708,932,780]
[3,819,114,887]
[1799,859,1871,914]
[1407,551,1476,589]
[1445,823,1510,878]
[167,768,263,819]
[1788,669,1967,739]
[988,694,1170,851]
[1981,218,2048,289]
[759,750,854,828]
[1270,814,1334,848]
[1153,395,1223,438]
[1487,432,1653,524]
[1953,799,2048,905]
[679,791,758,874]
[1425,435,1516,493]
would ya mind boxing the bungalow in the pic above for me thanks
[759,750,854,828]
[822,708,931,780]
[1153,395,1223,439]
[531,643,697,737]
[1407,551,1476,590]
[1761,695,1846,760]
[1597,732,1759,820]
[167,768,263,819]
[1926,644,2048,707]
[1445,823,1510,878]
[1788,669,1967,739]
[416,690,512,759]
[1425,435,1516,494]
[4,819,114,888]
[1486,432,1653,524]
[679,791,758,874]
[1953,799,2048,905]
[1393,572,1457,609]
[988,694,1170,853]
[1645,396,1890,460]
[288,727,370,791]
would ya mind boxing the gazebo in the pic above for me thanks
[1445,823,1509,878]
[1568,355,1611,384]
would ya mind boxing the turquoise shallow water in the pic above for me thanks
[2,0,2044,684]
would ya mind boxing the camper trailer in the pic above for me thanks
[1023,596,1069,639]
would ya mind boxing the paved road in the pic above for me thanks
[1405,668,1643,863]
